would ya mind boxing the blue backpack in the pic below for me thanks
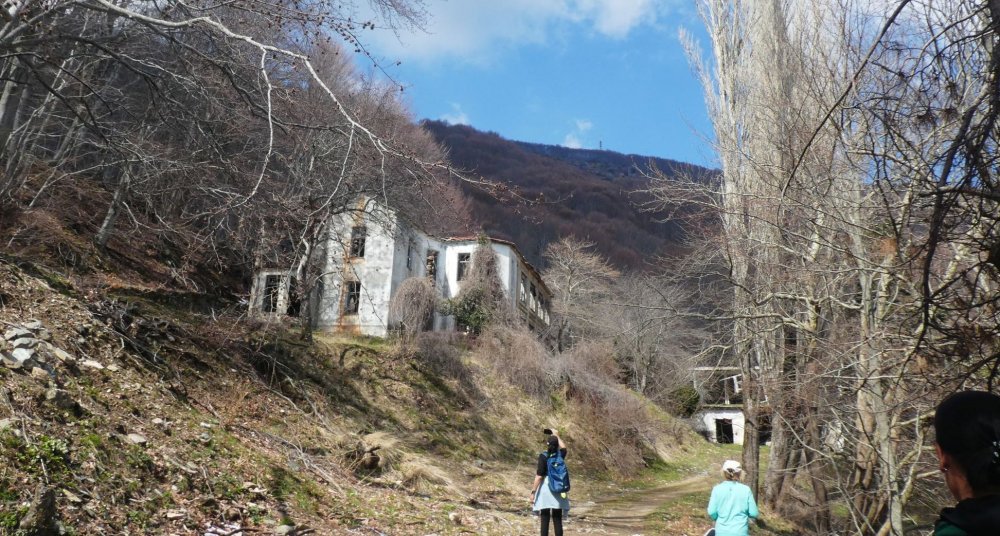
[545,451,571,494]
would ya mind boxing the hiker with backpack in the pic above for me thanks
[531,428,570,536]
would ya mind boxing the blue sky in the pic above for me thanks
[354,1,716,168]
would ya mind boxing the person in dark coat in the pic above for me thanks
[934,390,1000,535]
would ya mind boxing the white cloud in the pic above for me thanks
[562,117,593,149]
[562,133,583,149]
[440,103,470,125]
[358,0,671,64]
[575,0,656,38]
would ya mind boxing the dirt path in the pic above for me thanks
[571,475,714,535]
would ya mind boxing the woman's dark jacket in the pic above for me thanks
[935,495,1000,535]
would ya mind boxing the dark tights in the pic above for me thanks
[539,508,563,536]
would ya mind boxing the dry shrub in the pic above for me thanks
[388,277,438,338]
[414,331,468,380]
[344,432,405,476]
[3,209,98,270]
[448,239,516,333]
[556,342,653,475]
[342,434,457,495]
[397,455,455,494]
[570,390,654,475]
[476,326,551,399]
[474,326,657,476]
[560,341,620,388]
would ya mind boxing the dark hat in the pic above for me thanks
[546,435,559,452]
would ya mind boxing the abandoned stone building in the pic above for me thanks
[248,200,552,337]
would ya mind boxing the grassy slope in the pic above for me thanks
[1,255,743,535]
[0,252,808,535]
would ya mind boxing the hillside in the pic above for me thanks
[423,120,717,269]
[0,252,723,535]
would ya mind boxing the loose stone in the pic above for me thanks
[4,328,31,341]
[11,347,35,365]
[81,360,105,370]
[30,367,51,381]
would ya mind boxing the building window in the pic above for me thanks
[344,281,361,314]
[520,275,528,303]
[457,253,471,281]
[529,283,537,312]
[426,250,439,283]
[406,242,415,270]
[262,275,281,313]
[286,277,301,317]
[349,226,366,258]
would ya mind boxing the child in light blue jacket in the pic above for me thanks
[707,460,759,536]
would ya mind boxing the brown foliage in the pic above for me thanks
[569,392,652,476]
[475,326,652,474]
[413,331,469,382]
[423,120,715,269]
[388,277,439,338]
[475,326,552,399]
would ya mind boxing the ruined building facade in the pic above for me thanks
[249,201,551,337]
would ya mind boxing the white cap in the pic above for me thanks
[722,460,742,473]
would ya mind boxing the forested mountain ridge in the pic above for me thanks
[514,139,712,184]
[422,120,717,269]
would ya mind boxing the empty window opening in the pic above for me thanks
[406,242,415,270]
[520,275,528,303]
[715,419,734,444]
[784,325,797,349]
[262,275,281,313]
[312,277,325,321]
[344,281,361,314]
[349,226,366,258]
[426,250,439,284]
[529,283,538,312]
[758,414,772,445]
[457,253,471,281]
[286,277,301,317]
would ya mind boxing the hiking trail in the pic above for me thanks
[571,474,715,534]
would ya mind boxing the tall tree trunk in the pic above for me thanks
[742,365,761,499]
[95,165,131,249]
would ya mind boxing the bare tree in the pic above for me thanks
[0,1,474,273]
[389,277,439,339]
[542,237,620,352]
[668,1,1000,534]
[626,277,713,405]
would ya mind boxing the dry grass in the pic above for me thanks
[413,331,469,380]
[467,326,675,477]
[475,326,551,399]
[344,432,407,476]
[397,455,456,494]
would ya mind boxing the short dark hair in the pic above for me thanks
[935,390,1000,494]
[546,435,559,454]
